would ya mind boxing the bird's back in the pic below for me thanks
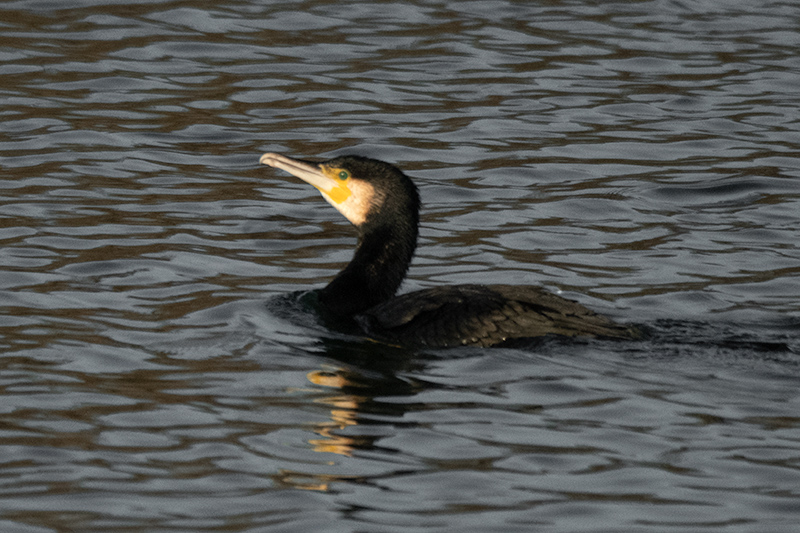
[358,284,635,348]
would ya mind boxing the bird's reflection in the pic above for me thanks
[275,337,427,491]
[307,367,367,457]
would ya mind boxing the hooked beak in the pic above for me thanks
[259,152,351,204]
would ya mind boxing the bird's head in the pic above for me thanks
[260,153,418,230]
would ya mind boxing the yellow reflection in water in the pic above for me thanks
[306,368,366,457]
[275,366,371,492]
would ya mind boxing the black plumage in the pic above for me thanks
[360,284,632,348]
[260,153,635,348]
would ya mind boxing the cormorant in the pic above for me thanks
[260,153,635,348]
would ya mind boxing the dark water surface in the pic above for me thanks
[2,0,800,531]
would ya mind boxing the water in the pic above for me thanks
[2,0,799,531]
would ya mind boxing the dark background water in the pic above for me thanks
[1,0,799,531]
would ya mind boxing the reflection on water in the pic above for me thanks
[2,0,800,530]
[307,368,364,458]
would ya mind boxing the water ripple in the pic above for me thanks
[2,0,800,531]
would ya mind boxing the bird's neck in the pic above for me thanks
[318,222,417,317]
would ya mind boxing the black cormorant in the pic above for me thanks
[260,153,635,348]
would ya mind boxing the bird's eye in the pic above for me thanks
[338,170,349,180]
